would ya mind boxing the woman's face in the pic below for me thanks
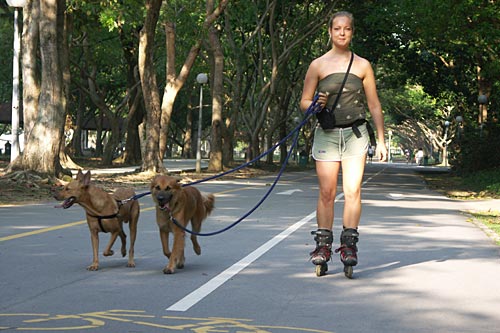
[329,16,353,48]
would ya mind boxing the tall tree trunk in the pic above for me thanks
[139,0,164,172]
[207,2,224,172]
[20,0,40,149]
[12,0,66,177]
[120,26,144,165]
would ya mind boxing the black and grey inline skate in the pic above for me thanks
[310,229,333,277]
[335,228,359,279]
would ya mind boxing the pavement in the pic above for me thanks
[71,158,209,175]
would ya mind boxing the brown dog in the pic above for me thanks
[150,175,215,274]
[53,170,140,271]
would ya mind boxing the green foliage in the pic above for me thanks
[450,123,500,176]
[462,166,500,198]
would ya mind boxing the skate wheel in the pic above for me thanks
[315,264,328,277]
[344,265,353,279]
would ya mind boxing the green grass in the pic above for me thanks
[461,167,500,198]
[469,211,500,246]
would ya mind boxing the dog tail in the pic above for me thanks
[203,193,215,216]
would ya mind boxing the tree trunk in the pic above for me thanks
[119,27,144,165]
[20,0,40,150]
[207,19,224,172]
[139,0,164,172]
[12,0,66,177]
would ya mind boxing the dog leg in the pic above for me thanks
[88,230,100,271]
[103,232,119,257]
[159,230,171,259]
[127,205,139,267]
[190,218,202,255]
[119,230,127,258]
[164,228,185,274]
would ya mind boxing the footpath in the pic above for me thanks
[72,158,209,175]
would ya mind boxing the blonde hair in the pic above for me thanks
[329,11,354,31]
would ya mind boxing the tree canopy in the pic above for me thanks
[0,0,498,176]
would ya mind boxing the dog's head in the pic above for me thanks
[53,170,91,209]
[150,175,181,211]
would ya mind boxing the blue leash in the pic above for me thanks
[138,96,322,236]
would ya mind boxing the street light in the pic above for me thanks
[388,130,393,162]
[455,115,463,140]
[443,120,450,167]
[195,73,208,173]
[478,94,488,124]
[7,0,28,162]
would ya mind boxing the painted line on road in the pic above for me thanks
[167,165,387,312]
[0,220,87,242]
[166,211,317,312]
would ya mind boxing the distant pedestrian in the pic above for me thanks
[367,145,374,163]
[415,148,424,165]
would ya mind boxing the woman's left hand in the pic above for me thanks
[377,145,388,162]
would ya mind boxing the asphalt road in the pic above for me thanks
[1,162,499,333]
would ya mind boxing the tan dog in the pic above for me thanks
[53,170,140,271]
[150,175,215,274]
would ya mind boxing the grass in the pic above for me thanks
[468,211,500,246]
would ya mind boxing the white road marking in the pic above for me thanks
[277,189,303,195]
[166,211,316,312]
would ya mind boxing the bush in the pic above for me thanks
[450,122,500,175]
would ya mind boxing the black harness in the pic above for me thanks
[88,200,124,233]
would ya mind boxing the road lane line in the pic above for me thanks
[0,220,87,242]
[166,211,317,312]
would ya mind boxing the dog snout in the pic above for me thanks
[156,191,172,206]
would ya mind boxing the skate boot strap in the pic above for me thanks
[310,245,332,261]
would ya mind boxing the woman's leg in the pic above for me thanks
[315,160,341,229]
[341,155,366,229]
[310,161,340,267]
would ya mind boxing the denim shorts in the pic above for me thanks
[312,123,369,161]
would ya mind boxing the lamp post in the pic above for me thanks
[443,120,450,167]
[7,0,27,162]
[478,94,488,125]
[455,115,463,140]
[388,130,392,162]
[195,73,208,173]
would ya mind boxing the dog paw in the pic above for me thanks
[87,264,99,271]
[127,262,136,268]
[103,250,114,257]
[163,267,175,274]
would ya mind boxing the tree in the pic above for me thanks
[139,0,163,172]
[9,0,68,177]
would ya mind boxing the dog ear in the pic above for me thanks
[150,175,161,189]
[82,171,92,187]
[76,169,84,180]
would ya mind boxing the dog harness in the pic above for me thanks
[87,200,124,233]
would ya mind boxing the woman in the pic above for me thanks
[300,11,387,277]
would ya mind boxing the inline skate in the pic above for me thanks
[310,229,333,277]
[335,228,359,279]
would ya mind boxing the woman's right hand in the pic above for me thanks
[317,92,329,109]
